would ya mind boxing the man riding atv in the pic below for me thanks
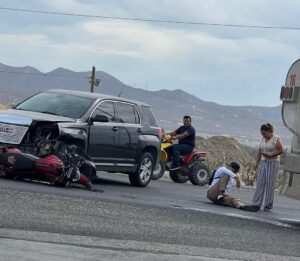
[152,115,210,185]
[165,115,196,171]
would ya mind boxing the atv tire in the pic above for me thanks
[188,162,210,186]
[169,170,189,183]
[129,152,153,187]
[152,160,165,180]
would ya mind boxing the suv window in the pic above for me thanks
[116,102,139,124]
[92,101,116,122]
[15,92,93,119]
[141,105,158,127]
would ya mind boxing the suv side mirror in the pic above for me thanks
[91,114,109,123]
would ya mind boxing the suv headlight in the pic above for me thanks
[61,128,84,136]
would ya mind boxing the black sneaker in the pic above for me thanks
[214,196,227,206]
[241,205,260,212]
[263,207,272,211]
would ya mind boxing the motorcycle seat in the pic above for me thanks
[0,152,36,170]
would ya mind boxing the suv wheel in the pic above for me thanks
[129,152,154,187]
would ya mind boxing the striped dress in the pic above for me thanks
[252,135,280,210]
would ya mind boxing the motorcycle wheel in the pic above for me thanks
[169,170,189,183]
[152,160,165,180]
[188,162,210,186]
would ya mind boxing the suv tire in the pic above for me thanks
[129,152,154,187]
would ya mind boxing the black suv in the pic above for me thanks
[0,89,162,187]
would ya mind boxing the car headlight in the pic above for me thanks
[61,128,84,135]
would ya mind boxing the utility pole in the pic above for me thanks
[89,66,100,93]
[90,66,96,93]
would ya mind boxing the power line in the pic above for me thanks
[0,6,300,31]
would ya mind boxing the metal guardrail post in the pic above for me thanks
[288,172,294,187]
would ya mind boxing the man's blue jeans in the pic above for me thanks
[172,144,193,168]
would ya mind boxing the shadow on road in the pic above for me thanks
[93,177,132,187]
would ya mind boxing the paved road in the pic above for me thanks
[0,172,299,260]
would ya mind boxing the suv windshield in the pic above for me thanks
[15,92,94,119]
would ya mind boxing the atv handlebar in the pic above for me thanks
[162,134,173,143]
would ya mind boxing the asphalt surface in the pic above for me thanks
[0,172,299,260]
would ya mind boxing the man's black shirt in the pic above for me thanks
[175,125,196,148]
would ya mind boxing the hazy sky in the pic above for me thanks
[0,0,299,106]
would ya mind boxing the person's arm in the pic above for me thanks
[166,131,177,137]
[233,176,241,189]
[274,138,284,156]
[172,126,194,140]
[164,129,178,140]
[255,150,262,171]
[171,131,189,140]
[165,127,181,138]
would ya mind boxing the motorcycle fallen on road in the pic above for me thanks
[152,134,211,185]
[0,141,96,190]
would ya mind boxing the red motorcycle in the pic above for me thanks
[0,144,96,190]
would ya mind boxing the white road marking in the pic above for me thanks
[278,217,300,223]
[179,206,295,228]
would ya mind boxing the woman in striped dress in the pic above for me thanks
[252,123,284,211]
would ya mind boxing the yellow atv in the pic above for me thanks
[152,135,211,185]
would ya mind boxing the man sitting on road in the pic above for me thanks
[207,162,259,212]
[165,115,195,171]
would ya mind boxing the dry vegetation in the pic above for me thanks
[0,104,12,110]
[196,136,285,188]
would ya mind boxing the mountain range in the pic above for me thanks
[0,63,292,145]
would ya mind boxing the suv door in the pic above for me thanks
[115,102,141,171]
[88,101,117,171]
